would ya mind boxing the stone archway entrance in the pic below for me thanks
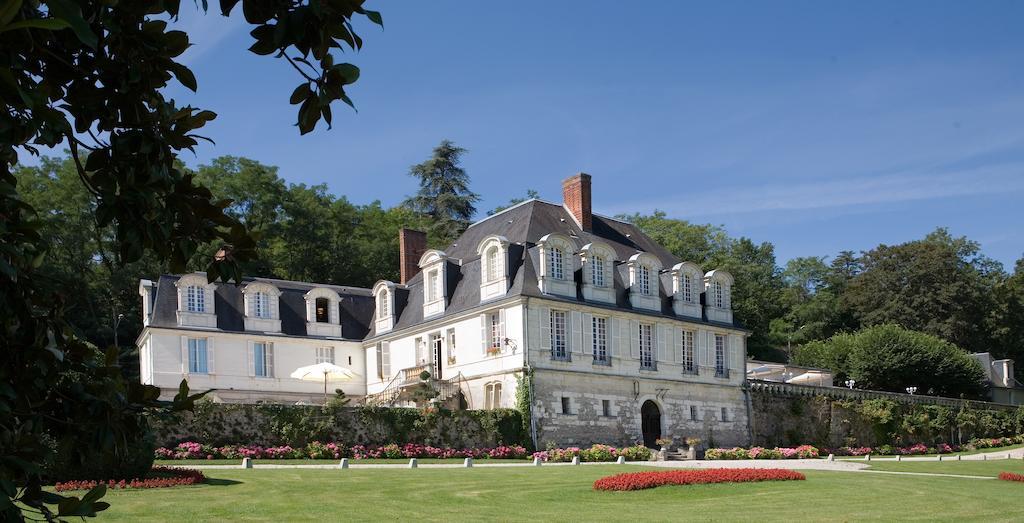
[641,400,662,448]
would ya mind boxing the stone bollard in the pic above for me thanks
[827,454,834,462]
[572,456,580,466]
[339,458,349,469]
[865,454,871,461]
[408,458,418,469]
[533,457,543,466]
[956,455,961,461]
[242,457,253,469]
[1007,453,1012,460]
[464,458,473,468]
[983,454,988,461]
[896,455,902,461]
[938,455,943,461]
[616,456,626,465]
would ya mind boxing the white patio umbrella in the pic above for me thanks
[290,362,357,403]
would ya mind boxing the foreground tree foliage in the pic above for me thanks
[792,324,987,398]
[1,0,381,517]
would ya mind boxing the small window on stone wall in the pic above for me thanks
[561,397,571,415]
[721,407,729,422]
[690,405,698,421]
[601,399,611,417]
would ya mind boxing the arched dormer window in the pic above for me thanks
[704,269,735,324]
[581,242,616,304]
[418,250,449,318]
[671,262,703,318]
[537,233,577,297]
[174,273,217,328]
[373,280,397,333]
[628,253,662,311]
[476,235,510,301]
[243,281,282,333]
[304,287,342,337]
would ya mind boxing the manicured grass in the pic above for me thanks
[865,458,1024,476]
[91,465,1024,522]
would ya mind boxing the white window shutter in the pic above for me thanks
[479,314,488,353]
[415,337,424,364]
[381,341,391,378]
[629,320,640,359]
[499,309,506,341]
[707,331,715,366]
[267,343,275,378]
[673,328,682,363]
[656,324,668,362]
[609,317,619,357]
[180,336,188,374]
[539,307,551,351]
[582,313,593,357]
[206,338,215,374]
[570,311,583,354]
[246,342,255,377]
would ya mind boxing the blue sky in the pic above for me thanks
[25,1,1024,268]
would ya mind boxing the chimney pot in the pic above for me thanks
[399,228,427,284]
[562,172,592,232]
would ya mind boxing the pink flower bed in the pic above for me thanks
[54,467,205,492]
[531,444,652,462]
[593,468,805,491]
[705,445,818,460]
[154,441,529,460]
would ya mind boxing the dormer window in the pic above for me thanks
[581,242,615,304]
[373,281,397,334]
[537,234,577,297]
[477,235,510,301]
[243,282,282,333]
[418,250,449,318]
[174,273,217,328]
[305,287,341,337]
[628,253,662,311]
[671,262,703,318]
[704,269,735,324]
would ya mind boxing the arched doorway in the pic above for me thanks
[641,400,662,448]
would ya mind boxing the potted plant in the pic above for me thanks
[655,437,673,460]
[685,437,702,460]
[486,346,502,356]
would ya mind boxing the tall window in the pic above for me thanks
[188,338,208,374]
[378,291,389,317]
[682,274,693,303]
[316,347,335,364]
[639,323,655,370]
[254,292,271,318]
[592,316,608,364]
[681,330,695,373]
[591,256,605,287]
[638,265,652,295]
[485,382,502,409]
[426,270,439,302]
[715,334,727,377]
[254,342,272,377]
[713,281,727,308]
[549,248,564,280]
[550,310,567,360]
[315,297,329,323]
[186,286,205,313]
[485,247,499,282]
[488,312,502,350]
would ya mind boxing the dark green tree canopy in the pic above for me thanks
[403,140,480,245]
[792,324,987,399]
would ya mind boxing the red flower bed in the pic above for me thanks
[54,467,206,492]
[999,472,1024,483]
[593,468,806,491]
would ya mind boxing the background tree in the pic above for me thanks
[988,257,1024,381]
[842,228,999,353]
[403,140,480,246]
[792,324,987,398]
[2,0,382,516]
[488,189,539,215]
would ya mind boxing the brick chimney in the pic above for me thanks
[562,172,592,231]
[399,228,427,284]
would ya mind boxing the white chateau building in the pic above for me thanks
[138,174,751,447]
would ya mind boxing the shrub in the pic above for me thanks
[54,467,205,492]
[593,468,805,491]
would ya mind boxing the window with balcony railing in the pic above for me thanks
[550,310,569,361]
[639,323,655,370]
[714,334,727,377]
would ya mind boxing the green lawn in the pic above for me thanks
[87,463,1024,522]
[864,458,1024,476]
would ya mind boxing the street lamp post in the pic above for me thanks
[113,313,125,350]
[905,386,917,395]
[845,379,856,390]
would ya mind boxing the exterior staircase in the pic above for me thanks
[364,365,465,408]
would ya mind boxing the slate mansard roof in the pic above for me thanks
[148,274,375,340]
[371,199,741,339]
